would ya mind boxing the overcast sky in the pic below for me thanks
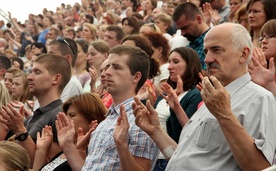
[0,0,81,24]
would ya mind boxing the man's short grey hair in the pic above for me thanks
[231,24,253,64]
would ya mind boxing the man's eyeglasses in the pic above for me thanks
[259,34,276,42]
[56,37,75,56]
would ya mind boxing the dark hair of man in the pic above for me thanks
[109,45,150,94]
[167,47,202,91]
[30,42,47,53]
[85,14,94,24]
[106,25,125,41]
[172,2,202,22]
[34,54,71,93]
[49,38,78,67]
[0,54,11,70]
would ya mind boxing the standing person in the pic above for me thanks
[132,23,276,170]
[57,45,159,170]
[0,54,72,166]
[47,37,83,103]
[153,47,202,171]
[172,2,210,76]
[37,16,55,45]
[210,0,230,24]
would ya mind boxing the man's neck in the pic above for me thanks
[112,93,135,107]
[37,92,60,108]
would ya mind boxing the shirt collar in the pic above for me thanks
[105,97,134,117]
[225,73,251,97]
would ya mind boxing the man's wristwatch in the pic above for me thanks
[15,132,29,141]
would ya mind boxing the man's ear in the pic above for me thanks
[195,14,203,24]
[64,54,73,66]
[240,47,250,64]
[133,71,142,84]
[52,74,62,85]
[103,52,108,60]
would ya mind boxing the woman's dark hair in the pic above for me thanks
[246,0,276,22]
[143,32,170,64]
[167,47,202,91]
[30,42,47,53]
[122,34,160,79]
[122,16,141,34]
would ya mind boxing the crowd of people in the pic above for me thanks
[0,0,276,170]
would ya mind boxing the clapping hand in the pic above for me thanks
[132,97,161,136]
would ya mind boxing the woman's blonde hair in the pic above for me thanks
[0,83,10,106]
[0,141,30,171]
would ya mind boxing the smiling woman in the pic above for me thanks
[0,0,81,23]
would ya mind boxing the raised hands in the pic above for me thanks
[56,112,75,149]
[252,47,267,68]
[201,76,232,120]
[36,125,53,152]
[76,120,98,151]
[132,97,161,136]
[0,104,27,135]
[113,105,129,147]
[249,57,276,96]
[88,66,98,92]
[160,81,183,110]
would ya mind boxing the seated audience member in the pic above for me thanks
[33,93,106,171]
[0,54,72,166]
[132,23,276,170]
[0,141,31,171]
